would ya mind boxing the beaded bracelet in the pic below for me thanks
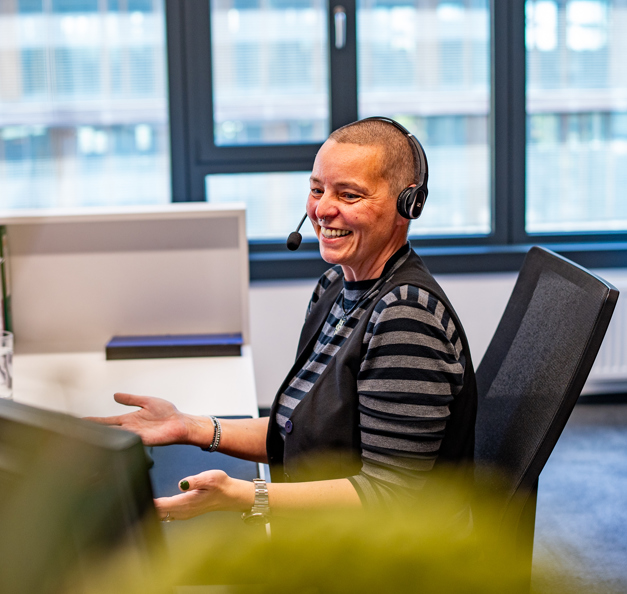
[201,416,221,452]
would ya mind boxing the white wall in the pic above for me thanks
[249,279,316,408]
[250,267,627,407]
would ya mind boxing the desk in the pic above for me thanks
[12,346,259,419]
[12,346,265,568]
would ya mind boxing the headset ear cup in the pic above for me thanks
[413,189,427,219]
[397,187,414,219]
[397,186,426,219]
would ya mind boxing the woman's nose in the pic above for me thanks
[314,192,338,222]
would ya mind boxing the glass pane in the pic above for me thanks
[206,171,314,239]
[0,0,170,209]
[526,0,627,233]
[357,0,491,236]
[210,0,329,146]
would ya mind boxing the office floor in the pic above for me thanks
[532,403,627,593]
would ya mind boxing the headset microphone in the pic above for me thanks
[286,213,308,251]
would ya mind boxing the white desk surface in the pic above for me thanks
[12,346,258,419]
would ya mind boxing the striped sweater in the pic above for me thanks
[275,248,466,507]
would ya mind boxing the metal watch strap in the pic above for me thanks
[241,478,270,525]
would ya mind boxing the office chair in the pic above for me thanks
[473,246,619,591]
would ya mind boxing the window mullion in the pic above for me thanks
[328,0,358,131]
[491,0,525,245]
[509,0,527,244]
[491,0,509,243]
[166,0,192,202]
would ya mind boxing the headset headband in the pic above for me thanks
[359,116,428,190]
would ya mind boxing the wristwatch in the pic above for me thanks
[241,478,270,525]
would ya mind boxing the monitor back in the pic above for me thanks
[0,399,162,594]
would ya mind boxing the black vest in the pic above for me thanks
[266,249,477,484]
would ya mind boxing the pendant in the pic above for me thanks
[335,317,346,334]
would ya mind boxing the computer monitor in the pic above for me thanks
[0,398,163,594]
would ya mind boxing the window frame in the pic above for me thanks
[166,0,627,280]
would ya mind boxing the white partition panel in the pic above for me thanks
[0,203,250,354]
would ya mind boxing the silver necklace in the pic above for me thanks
[332,246,410,335]
[334,291,362,334]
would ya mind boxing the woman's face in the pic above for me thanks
[306,140,408,282]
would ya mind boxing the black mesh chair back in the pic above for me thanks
[474,247,619,543]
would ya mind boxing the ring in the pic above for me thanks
[162,511,173,523]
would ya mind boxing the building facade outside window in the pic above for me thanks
[1,0,626,273]
[205,0,492,240]
[0,0,171,209]
[526,0,627,234]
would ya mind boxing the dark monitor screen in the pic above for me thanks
[0,398,163,594]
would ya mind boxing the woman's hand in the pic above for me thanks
[154,470,254,521]
[84,392,191,446]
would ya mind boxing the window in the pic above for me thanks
[183,0,492,243]
[0,0,171,209]
[2,0,626,277]
[357,0,491,236]
[209,0,329,146]
[526,0,627,233]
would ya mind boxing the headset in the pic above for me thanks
[359,116,429,220]
[286,116,429,250]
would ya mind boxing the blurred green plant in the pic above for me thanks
[68,473,615,594]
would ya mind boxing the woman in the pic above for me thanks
[90,118,477,522]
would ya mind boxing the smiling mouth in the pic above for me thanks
[320,226,352,238]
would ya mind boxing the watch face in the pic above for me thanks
[243,512,270,526]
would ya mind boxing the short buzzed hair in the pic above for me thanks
[328,119,417,198]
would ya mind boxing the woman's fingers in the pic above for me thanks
[154,490,214,521]
[177,470,225,492]
[84,393,150,424]
[154,493,194,521]
[113,392,150,408]
[83,414,125,426]
[153,470,232,520]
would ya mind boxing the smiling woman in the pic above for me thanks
[88,118,478,524]
[306,120,416,282]
[307,141,408,282]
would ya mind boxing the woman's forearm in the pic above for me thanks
[183,415,270,463]
[268,478,362,511]
[153,471,362,521]
[226,476,362,513]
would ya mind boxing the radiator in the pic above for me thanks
[583,277,627,394]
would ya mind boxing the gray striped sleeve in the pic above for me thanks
[349,284,466,509]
